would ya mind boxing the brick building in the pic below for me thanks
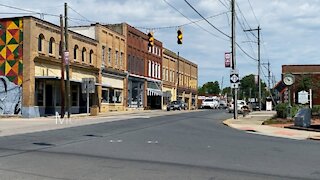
[107,23,163,109]
[282,65,320,105]
[0,16,100,117]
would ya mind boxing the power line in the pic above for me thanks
[136,11,229,30]
[236,42,258,61]
[184,0,231,38]
[67,5,92,23]
[247,0,259,25]
[162,0,229,41]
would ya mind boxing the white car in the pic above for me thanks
[201,98,219,109]
[228,100,249,113]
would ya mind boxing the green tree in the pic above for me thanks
[239,74,267,100]
[198,81,220,95]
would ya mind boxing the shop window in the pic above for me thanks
[115,90,122,103]
[102,89,109,103]
[36,81,44,106]
[71,85,78,106]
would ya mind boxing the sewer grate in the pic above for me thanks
[33,142,54,146]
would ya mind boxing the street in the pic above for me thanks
[0,110,320,180]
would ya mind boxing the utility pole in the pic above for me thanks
[176,51,179,101]
[244,26,261,111]
[64,3,71,118]
[60,15,65,118]
[231,0,237,119]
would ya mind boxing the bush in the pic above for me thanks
[312,105,320,115]
[275,103,288,118]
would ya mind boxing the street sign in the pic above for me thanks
[82,78,95,94]
[230,69,239,89]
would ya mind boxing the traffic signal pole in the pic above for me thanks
[231,0,237,119]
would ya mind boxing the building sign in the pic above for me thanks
[225,52,231,68]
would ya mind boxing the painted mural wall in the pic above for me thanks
[0,18,23,115]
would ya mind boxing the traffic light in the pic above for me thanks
[148,32,154,47]
[177,29,183,44]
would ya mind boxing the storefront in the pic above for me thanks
[127,75,145,108]
[100,72,125,112]
[147,80,162,109]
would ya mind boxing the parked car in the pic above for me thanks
[219,100,228,109]
[167,101,185,111]
[228,100,250,114]
[249,102,260,111]
[201,98,219,109]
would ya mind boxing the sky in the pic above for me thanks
[1,0,320,88]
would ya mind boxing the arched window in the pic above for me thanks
[89,50,93,64]
[74,45,78,61]
[59,41,62,56]
[38,34,45,52]
[82,47,86,62]
[49,37,55,55]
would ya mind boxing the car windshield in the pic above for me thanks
[204,99,214,102]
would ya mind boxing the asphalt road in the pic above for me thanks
[0,110,320,180]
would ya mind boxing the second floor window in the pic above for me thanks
[49,37,55,55]
[115,50,119,65]
[74,45,79,61]
[108,48,111,65]
[89,50,93,64]
[38,34,44,52]
[82,48,86,62]
[102,46,105,67]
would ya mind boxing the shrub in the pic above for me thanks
[312,105,320,115]
[275,103,288,118]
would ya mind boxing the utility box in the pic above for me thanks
[294,108,311,128]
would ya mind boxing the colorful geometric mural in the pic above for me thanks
[0,18,23,115]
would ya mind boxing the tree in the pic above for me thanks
[198,81,220,95]
[239,74,267,100]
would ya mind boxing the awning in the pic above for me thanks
[147,88,162,96]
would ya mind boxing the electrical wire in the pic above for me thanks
[183,0,231,38]
[162,0,229,41]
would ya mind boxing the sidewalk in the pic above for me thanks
[223,111,320,140]
[0,109,197,137]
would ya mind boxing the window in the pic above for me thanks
[128,55,131,72]
[38,34,44,52]
[166,69,169,81]
[120,52,123,68]
[59,41,62,57]
[74,45,78,61]
[101,46,106,68]
[71,85,78,106]
[115,50,118,66]
[82,47,86,62]
[49,37,55,55]
[35,81,44,106]
[158,64,161,79]
[89,50,93,64]
[162,68,165,80]
[102,89,109,103]
[155,63,158,78]
[115,90,122,103]
[148,60,151,77]
[108,48,111,64]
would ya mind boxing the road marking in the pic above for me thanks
[109,139,123,143]
[147,140,158,144]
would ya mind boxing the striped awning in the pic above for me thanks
[147,88,162,96]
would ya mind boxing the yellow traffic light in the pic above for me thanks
[148,32,154,47]
[177,29,183,44]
